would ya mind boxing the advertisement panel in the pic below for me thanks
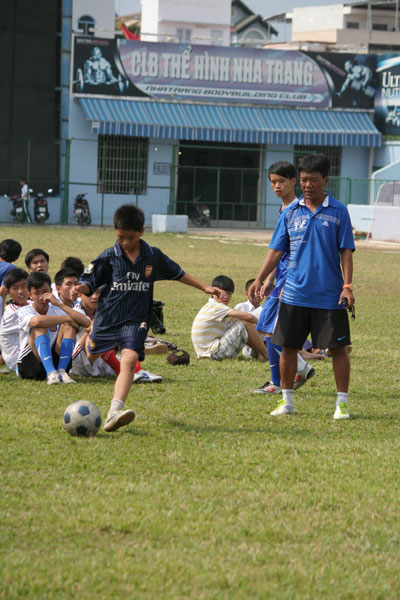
[72,37,397,132]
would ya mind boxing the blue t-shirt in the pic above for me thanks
[80,239,184,336]
[269,193,355,309]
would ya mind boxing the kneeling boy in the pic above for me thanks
[191,275,269,361]
[17,272,90,383]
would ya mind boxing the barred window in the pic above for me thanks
[97,135,148,195]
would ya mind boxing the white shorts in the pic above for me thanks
[70,343,115,377]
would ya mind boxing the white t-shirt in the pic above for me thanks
[21,184,29,199]
[234,299,263,319]
[17,303,66,363]
[191,298,232,358]
[70,305,114,377]
[0,301,32,371]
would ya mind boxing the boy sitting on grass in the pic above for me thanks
[75,203,221,433]
[0,268,31,372]
[17,272,90,384]
[191,275,269,362]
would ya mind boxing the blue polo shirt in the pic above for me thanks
[80,239,184,336]
[269,193,355,309]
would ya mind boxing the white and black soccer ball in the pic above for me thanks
[63,400,102,437]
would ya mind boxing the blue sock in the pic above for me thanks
[58,338,75,372]
[35,334,56,376]
[267,338,282,386]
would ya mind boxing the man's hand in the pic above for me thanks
[247,280,262,305]
[42,292,61,307]
[260,278,274,299]
[339,289,355,308]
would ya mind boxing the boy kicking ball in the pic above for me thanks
[75,204,221,433]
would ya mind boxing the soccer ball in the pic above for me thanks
[63,400,102,437]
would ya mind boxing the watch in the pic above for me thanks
[343,284,353,291]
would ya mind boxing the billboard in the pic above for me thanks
[72,37,396,131]
[374,55,400,136]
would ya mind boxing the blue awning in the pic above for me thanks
[77,96,381,147]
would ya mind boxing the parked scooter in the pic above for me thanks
[32,188,53,223]
[189,196,211,227]
[4,194,25,223]
[73,193,91,225]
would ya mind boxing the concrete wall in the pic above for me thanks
[72,0,115,37]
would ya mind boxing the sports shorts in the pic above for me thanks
[88,324,147,361]
[70,343,115,377]
[256,295,279,335]
[211,320,248,361]
[271,302,351,350]
[18,345,68,380]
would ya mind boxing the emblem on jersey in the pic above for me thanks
[294,218,308,231]
[145,265,153,277]
[89,339,96,349]
[84,263,94,274]
[140,322,147,329]
[322,220,329,227]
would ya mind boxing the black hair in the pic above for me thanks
[25,248,50,268]
[54,268,79,288]
[0,239,22,262]
[268,161,297,180]
[61,256,84,277]
[298,154,330,178]
[113,204,145,232]
[245,278,255,292]
[27,271,51,291]
[4,268,29,290]
[211,275,235,293]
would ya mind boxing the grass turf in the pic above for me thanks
[1,225,399,599]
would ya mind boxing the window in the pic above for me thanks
[346,22,360,29]
[211,29,223,45]
[176,28,191,43]
[372,23,388,31]
[97,135,148,195]
[77,15,95,36]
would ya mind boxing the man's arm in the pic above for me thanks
[339,249,354,308]
[248,249,283,304]
[226,309,258,324]
[179,273,222,298]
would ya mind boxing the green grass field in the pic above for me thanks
[1,225,399,599]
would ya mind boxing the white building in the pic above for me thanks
[140,0,232,46]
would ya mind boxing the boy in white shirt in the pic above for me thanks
[0,269,31,372]
[234,278,265,359]
[17,272,90,384]
[191,275,269,361]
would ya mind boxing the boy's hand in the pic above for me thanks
[205,286,222,298]
[74,283,90,296]
[42,292,61,306]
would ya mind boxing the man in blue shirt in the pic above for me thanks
[249,154,355,420]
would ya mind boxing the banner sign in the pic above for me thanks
[72,37,396,131]
[374,55,400,136]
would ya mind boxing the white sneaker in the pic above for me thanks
[58,369,77,384]
[47,370,61,385]
[293,364,316,390]
[253,381,282,394]
[135,369,163,383]
[104,409,135,432]
[133,371,144,383]
[270,400,296,416]
[333,402,350,420]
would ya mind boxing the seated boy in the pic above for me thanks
[70,288,162,383]
[54,267,80,305]
[191,275,269,361]
[0,268,31,372]
[25,248,50,273]
[234,278,265,359]
[17,272,90,384]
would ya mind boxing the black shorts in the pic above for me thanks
[18,347,71,380]
[88,324,148,362]
[271,302,351,350]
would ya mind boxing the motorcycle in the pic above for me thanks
[4,194,24,223]
[32,188,53,223]
[189,197,211,227]
[73,193,91,225]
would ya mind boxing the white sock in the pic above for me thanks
[109,399,124,414]
[297,353,307,372]
[337,392,348,406]
[282,389,294,405]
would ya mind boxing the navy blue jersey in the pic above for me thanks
[80,240,184,336]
